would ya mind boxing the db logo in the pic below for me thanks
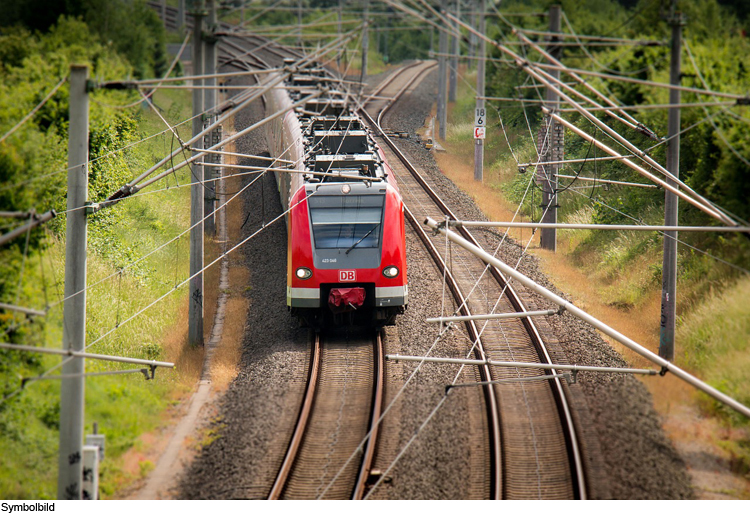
[339,270,356,282]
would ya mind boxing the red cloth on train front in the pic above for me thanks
[328,287,366,313]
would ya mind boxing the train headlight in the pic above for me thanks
[341,184,351,194]
[296,267,313,280]
[382,266,399,278]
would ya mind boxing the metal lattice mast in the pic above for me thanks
[539,4,562,251]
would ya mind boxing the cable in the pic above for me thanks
[0,77,67,144]
[683,39,750,169]
[85,185,324,352]
[95,30,191,110]
[556,126,595,194]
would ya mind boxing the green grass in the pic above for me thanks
[0,88,194,499]
[441,62,750,452]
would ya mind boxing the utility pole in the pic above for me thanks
[204,0,217,237]
[297,0,303,50]
[469,0,477,71]
[189,1,205,347]
[178,0,186,29]
[660,2,685,361]
[473,0,485,181]
[362,1,370,81]
[448,0,458,102]
[438,0,448,140]
[383,21,389,63]
[58,64,89,500]
[337,0,343,71]
[539,4,562,251]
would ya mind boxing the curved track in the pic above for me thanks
[360,63,587,500]
[150,3,588,499]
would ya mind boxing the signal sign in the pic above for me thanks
[475,107,485,127]
[474,127,486,139]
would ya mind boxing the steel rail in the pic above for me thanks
[352,331,385,500]
[359,75,503,499]
[373,62,438,129]
[403,203,503,499]
[268,333,321,500]
[362,61,426,114]
[361,78,587,499]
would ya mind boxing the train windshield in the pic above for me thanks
[308,194,385,250]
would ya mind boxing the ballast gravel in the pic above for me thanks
[177,66,693,500]
[383,69,693,499]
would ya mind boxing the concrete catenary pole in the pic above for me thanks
[190,2,205,346]
[178,0,186,29]
[298,0,303,50]
[660,3,685,361]
[58,64,89,500]
[438,0,448,140]
[473,0,485,181]
[362,0,370,81]
[448,0,459,102]
[469,0,477,70]
[540,4,561,251]
[337,0,343,71]
[204,0,217,236]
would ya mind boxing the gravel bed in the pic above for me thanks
[178,93,310,499]
[178,64,693,500]
[384,68,694,499]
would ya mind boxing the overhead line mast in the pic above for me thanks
[58,64,88,500]
[189,0,206,347]
[539,5,561,252]
[444,9,736,225]
[660,2,686,362]
[473,0,485,182]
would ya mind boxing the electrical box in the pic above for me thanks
[85,433,105,461]
[82,445,99,500]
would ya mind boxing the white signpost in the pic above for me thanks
[474,107,485,126]
[474,107,486,140]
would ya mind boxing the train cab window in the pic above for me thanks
[308,195,385,250]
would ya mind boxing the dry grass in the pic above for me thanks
[162,301,204,386]
[209,272,249,391]
[434,147,535,245]
[206,121,250,391]
[432,103,732,438]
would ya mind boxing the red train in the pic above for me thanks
[266,65,408,327]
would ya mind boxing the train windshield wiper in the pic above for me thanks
[345,224,379,254]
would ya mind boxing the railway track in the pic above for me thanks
[360,62,588,499]
[151,4,587,499]
[268,331,385,500]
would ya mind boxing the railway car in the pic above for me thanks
[266,64,408,327]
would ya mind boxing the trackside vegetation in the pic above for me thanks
[0,2,196,498]
[441,0,750,474]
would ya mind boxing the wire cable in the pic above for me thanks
[0,77,67,144]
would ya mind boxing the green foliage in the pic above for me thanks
[679,275,750,426]
[480,0,750,437]
[0,11,193,498]
[0,1,167,79]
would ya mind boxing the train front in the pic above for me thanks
[287,175,407,328]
